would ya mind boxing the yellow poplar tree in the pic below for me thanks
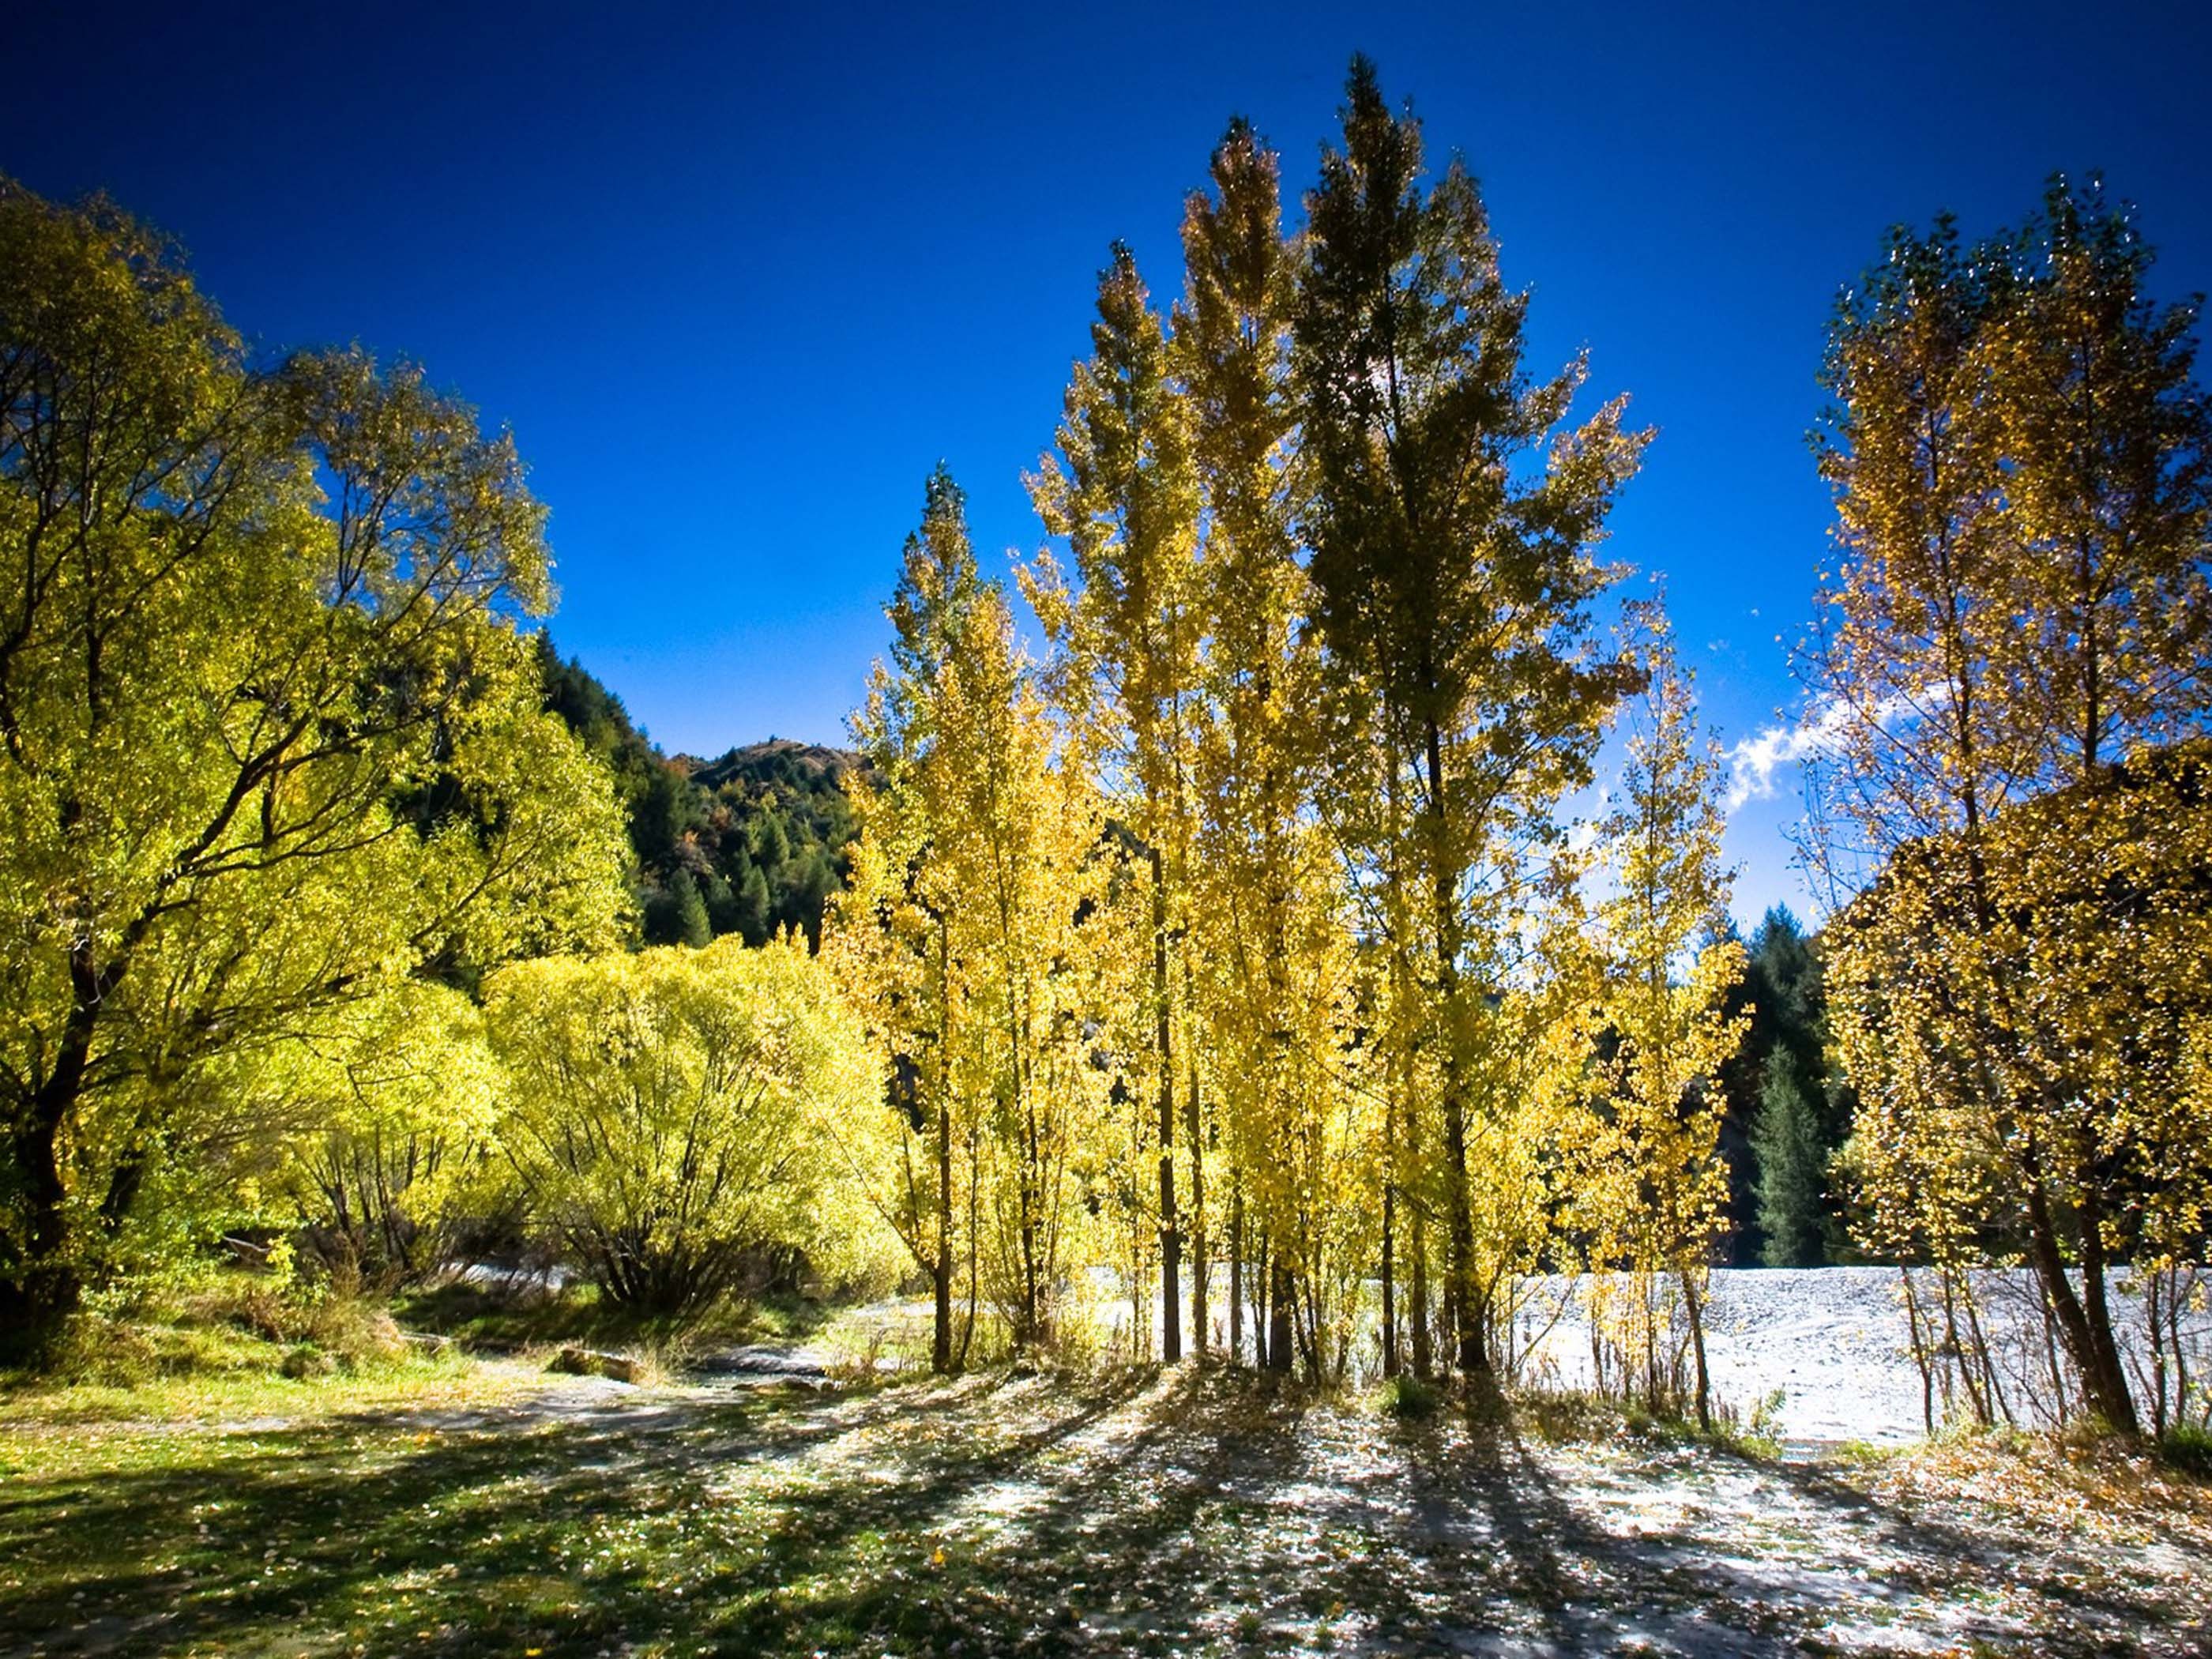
[1811,180,2212,1437]
[1176,116,1363,1371]
[830,469,1111,1366]
[1029,246,1207,1361]
[1294,58,1646,1379]
[1581,616,1746,1429]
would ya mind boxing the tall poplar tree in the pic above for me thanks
[1176,117,1338,1369]
[1031,248,1206,1361]
[832,469,1112,1367]
[1293,58,1646,1377]
[831,470,988,1371]
[1586,619,1746,1431]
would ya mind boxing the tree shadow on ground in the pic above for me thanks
[0,1371,1148,1658]
[3,1369,2202,1657]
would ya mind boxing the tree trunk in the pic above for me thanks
[1418,707,1482,1379]
[1380,1168,1399,1379]
[1680,1264,1713,1433]
[933,1095,954,1375]
[931,922,956,1375]
[1409,1198,1432,1380]
[1228,1185,1244,1366]
[1442,1091,1478,1375]
[2023,1162,2140,1436]
[957,1125,980,1371]
[1,1112,79,1352]
[1252,1230,1270,1371]
[1151,844,1181,1364]
[1267,1252,1294,1375]
[0,939,126,1352]
[1187,1040,1207,1358]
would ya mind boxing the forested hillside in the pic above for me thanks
[537,638,862,947]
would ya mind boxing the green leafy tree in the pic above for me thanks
[1716,905,1836,1261]
[668,869,712,948]
[259,980,506,1290]
[0,182,629,1343]
[753,808,791,872]
[735,863,773,946]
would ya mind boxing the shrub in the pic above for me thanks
[1378,1374,1441,1420]
[2159,1422,2212,1477]
[487,936,884,1319]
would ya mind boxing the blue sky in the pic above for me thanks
[14,1,2210,923]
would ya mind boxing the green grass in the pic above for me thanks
[1,1343,529,1429]
[394,1277,831,1360]
[1374,1372,1441,1419]
[0,1281,524,1427]
[2158,1420,2212,1477]
[8,1349,2210,1657]
[0,1368,1176,1659]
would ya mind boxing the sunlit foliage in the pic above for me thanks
[487,936,886,1315]
[0,181,630,1343]
[1811,178,2212,1438]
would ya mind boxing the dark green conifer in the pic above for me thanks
[1752,1053,1828,1267]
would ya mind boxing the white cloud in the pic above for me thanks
[1724,688,1939,814]
[1725,708,1843,813]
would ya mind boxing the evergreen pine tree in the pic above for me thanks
[754,809,792,871]
[1751,1052,1827,1268]
[735,863,773,946]
[669,869,712,948]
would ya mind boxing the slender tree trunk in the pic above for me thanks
[1187,1038,1207,1358]
[1252,1230,1270,1370]
[1901,1269,1937,1434]
[1381,1166,1399,1379]
[1680,1263,1713,1433]
[1228,1184,1244,1367]
[1130,1225,1145,1364]
[932,923,955,1375]
[1418,705,1482,1379]
[1409,1197,1432,1380]
[1268,1251,1294,1375]
[957,1125,980,1370]
[932,1093,954,1375]
[1150,844,1182,1363]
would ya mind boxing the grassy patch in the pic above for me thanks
[0,1343,529,1429]
[2157,1421,2212,1478]
[1374,1372,1441,1420]
[0,1371,1176,1659]
[394,1277,831,1364]
[0,1277,520,1427]
[7,1362,2210,1657]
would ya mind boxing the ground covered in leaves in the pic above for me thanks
[3,1362,2207,1658]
